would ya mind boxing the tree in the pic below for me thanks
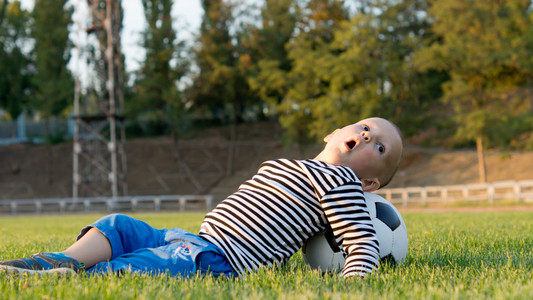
[130,0,187,136]
[31,0,73,141]
[189,0,256,174]
[0,0,33,120]
[0,0,6,28]
[414,0,532,182]
[369,0,443,135]
[247,0,299,110]
[257,0,434,144]
[189,0,236,121]
[268,0,349,146]
[190,0,260,121]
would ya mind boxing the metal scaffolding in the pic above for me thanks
[72,0,127,202]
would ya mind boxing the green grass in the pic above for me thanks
[1,211,532,299]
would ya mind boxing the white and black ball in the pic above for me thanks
[302,192,408,273]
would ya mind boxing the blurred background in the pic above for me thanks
[1,0,533,202]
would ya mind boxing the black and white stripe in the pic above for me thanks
[198,159,380,277]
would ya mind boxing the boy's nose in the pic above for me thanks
[361,131,371,142]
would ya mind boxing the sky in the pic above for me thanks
[119,0,203,72]
[21,0,204,73]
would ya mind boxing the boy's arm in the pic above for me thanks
[320,183,380,278]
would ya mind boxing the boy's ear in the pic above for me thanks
[361,178,380,192]
[324,129,339,143]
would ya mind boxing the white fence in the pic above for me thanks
[376,180,533,208]
[0,195,214,215]
[2,180,533,214]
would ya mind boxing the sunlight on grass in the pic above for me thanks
[1,211,532,299]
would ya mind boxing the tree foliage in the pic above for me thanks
[31,0,73,119]
[247,0,299,110]
[255,0,436,145]
[130,0,187,135]
[189,0,236,121]
[414,0,533,180]
[415,0,532,141]
[267,0,350,145]
[0,0,33,119]
[2,0,533,154]
[189,0,260,123]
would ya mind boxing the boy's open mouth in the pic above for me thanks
[346,140,356,150]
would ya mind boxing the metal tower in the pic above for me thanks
[72,0,127,201]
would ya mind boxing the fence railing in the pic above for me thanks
[0,116,68,145]
[2,180,533,214]
[0,195,214,215]
[376,180,533,208]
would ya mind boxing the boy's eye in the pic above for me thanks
[377,144,385,153]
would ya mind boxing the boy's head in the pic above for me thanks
[314,117,403,192]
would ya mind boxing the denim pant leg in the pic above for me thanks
[86,227,237,277]
[77,213,168,260]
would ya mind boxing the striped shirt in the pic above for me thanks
[198,159,380,278]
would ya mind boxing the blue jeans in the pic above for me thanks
[77,214,236,277]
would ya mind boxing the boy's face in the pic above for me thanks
[317,117,403,191]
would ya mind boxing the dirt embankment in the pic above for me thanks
[389,147,533,187]
[1,121,533,200]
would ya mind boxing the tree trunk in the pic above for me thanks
[476,135,487,183]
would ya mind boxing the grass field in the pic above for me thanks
[1,211,532,299]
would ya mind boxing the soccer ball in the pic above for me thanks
[302,192,408,273]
